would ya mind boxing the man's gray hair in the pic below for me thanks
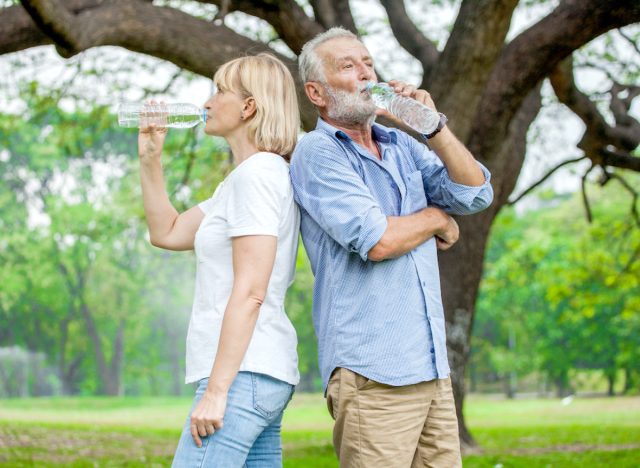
[298,27,358,84]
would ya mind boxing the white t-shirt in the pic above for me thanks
[185,152,300,386]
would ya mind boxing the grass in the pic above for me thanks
[0,394,638,467]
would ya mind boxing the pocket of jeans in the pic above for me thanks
[252,373,294,419]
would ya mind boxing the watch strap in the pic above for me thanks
[425,112,448,139]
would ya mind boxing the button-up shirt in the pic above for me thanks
[290,118,493,390]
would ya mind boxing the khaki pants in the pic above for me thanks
[326,368,462,468]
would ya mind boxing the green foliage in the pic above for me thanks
[472,177,640,396]
[0,78,322,397]
[1,395,640,466]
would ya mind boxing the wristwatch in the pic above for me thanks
[425,112,448,139]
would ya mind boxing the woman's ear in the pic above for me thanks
[242,97,257,120]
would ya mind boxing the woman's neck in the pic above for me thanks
[226,131,260,166]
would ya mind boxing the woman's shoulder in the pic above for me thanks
[229,152,290,189]
[237,152,288,176]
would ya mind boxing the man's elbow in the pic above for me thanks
[368,239,393,262]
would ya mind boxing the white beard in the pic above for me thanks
[324,85,377,126]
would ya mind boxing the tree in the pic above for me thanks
[1,0,639,446]
[473,180,640,397]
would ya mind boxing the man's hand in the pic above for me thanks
[189,389,227,448]
[435,215,459,251]
[374,79,438,124]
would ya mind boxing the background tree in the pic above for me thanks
[1,0,639,446]
[472,179,640,398]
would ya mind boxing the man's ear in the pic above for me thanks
[304,82,326,108]
[242,97,257,119]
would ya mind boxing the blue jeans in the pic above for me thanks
[172,372,294,468]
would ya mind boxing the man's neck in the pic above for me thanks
[321,114,380,159]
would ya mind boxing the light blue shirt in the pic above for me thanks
[290,118,494,390]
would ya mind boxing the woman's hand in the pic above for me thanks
[189,389,228,448]
[138,101,168,163]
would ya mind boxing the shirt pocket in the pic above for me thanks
[405,170,428,212]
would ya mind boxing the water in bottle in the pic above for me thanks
[118,102,207,128]
[365,82,441,134]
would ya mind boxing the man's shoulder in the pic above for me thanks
[291,129,347,167]
[297,128,341,149]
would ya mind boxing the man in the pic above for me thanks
[290,27,493,467]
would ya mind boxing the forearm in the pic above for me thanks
[139,159,180,245]
[368,207,449,261]
[206,293,262,394]
[428,127,485,186]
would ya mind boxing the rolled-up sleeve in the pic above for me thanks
[408,135,494,215]
[290,132,387,261]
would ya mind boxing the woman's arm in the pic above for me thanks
[189,234,278,447]
[138,123,204,250]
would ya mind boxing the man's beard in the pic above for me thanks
[324,84,377,126]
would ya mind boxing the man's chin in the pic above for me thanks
[328,110,376,127]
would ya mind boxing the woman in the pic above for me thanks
[137,53,300,467]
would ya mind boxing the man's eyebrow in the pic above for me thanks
[334,54,373,63]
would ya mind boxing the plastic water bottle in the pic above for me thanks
[118,102,207,128]
[366,82,441,134]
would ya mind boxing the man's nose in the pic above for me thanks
[357,63,373,81]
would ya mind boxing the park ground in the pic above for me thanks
[0,394,639,467]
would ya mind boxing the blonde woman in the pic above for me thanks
[137,54,300,467]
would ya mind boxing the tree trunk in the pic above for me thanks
[606,371,616,397]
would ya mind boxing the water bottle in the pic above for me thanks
[117,102,207,128]
[366,82,441,134]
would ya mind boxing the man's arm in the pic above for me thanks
[427,126,485,186]
[368,207,459,261]
[381,80,493,214]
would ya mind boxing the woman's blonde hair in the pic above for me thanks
[214,53,300,160]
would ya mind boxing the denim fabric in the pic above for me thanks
[172,372,294,468]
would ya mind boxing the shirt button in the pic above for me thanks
[430,348,435,353]
[422,281,426,286]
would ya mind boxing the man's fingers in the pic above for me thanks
[436,237,453,251]
[190,423,202,448]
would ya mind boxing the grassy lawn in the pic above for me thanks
[0,393,638,467]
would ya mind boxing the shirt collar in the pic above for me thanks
[315,118,398,145]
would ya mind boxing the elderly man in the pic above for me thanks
[290,27,493,467]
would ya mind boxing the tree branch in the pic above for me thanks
[618,28,640,55]
[199,0,323,54]
[550,55,640,171]
[379,0,439,72]
[0,2,99,54]
[507,156,587,205]
[309,0,357,34]
[599,148,640,172]
[472,0,640,159]
[603,170,640,227]
[426,0,519,141]
[581,164,595,223]
[10,0,319,128]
